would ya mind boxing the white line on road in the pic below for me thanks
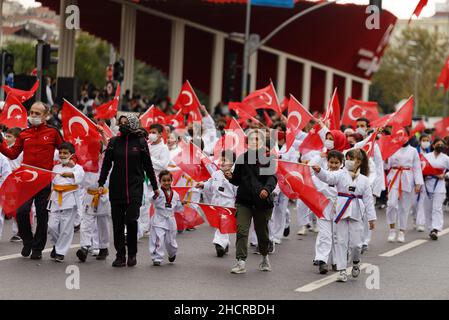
[0,244,80,262]
[294,263,372,293]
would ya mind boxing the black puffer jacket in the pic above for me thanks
[229,150,277,210]
[98,132,158,204]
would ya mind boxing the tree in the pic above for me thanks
[3,41,35,75]
[371,27,449,116]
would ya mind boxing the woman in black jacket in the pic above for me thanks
[226,129,277,274]
[98,114,159,267]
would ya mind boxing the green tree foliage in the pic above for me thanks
[371,27,449,116]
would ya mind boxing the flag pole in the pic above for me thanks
[22,164,58,175]
[241,0,251,100]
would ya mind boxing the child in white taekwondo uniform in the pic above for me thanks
[385,136,423,243]
[150,170,186,266]
[313,150,343,274]
[419,138,449,240]
[312,148,376,283]
[414,134,431,232]
[47,143,85,262]
[1,127,22,242]
[138,123,170,239]
[0,152,12,240]
[196,150,237,257]
[76,150,111,262]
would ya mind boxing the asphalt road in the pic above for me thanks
[1,205,449,300]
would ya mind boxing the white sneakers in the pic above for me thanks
[297,225,307,235]
[259,255,272,272]
[337,270,348,282]
[230,260,246,274]
[417,225,425,232]
[387,229,397,242]
[397,231,405,243]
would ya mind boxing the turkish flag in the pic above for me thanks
[370,97,414,129]
[229,101,257,121]
[196,203,237,234]
[298,123,323,156]
[62,99,102,172]
[361,131,378,158]
[411,120,426,136]
[341,98,379,128]
[139,105,167,130]
[409,0,428,22]
[94,84,120,120]
[434,116,449,138]
[174,80,201,114]
[175,205,205,230]
[186,107,203,123]
[213,117,247,160]
[419,154,445,176]
[377,126,410,161]
[286,94,314,151]
[276,160,328,219]
[436,56,449,91]
[322,88,340,130]
[173,140,215,182]
[165,110,186,129]
[0,165,54,217]
[172,186,192,201]
[280,97,289,113]
[0,95,28,128]
[1,79,39,103]
[243,81,281,114]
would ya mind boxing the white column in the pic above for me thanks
[276,55,287,99]
[362,81,370,101]
[209,33,225,110]
[344,76,352,104]
[57,0,77,78]
[324,69,333,109]
[119,4,136,96]
[301,62,311,110]
[168,20,185,101]
[248,51,258,93]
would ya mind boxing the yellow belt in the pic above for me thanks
[87,188,109,210]
[53,185,79,206]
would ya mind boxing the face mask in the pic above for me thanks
[356,127,366,137]
[119,124,131,135]
[345,160,355,171]
[28,116,42,126]
[148,133,158,143]
[435,145,444,153]
[60,155,72,165]
[324,139,334,150]
[421,141,430,149]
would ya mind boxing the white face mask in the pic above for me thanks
[356,127,367,137]
[421,141,430,149]
[60,155,72,165]
[148,133,158,143]
[324,139,334,150]
[345,160,355,171]
[28,116,43,126]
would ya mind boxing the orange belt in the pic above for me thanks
[388,167,411,199]
[53,185,79,206]
[87,188,109,210]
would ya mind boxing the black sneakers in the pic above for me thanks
[215,244,226,257]
[10,235,22,242]
[50,246,56,259]
[21,246,31,257]
[127,255,137,267]
[55,254,64,262]
[168,255,176,263]
[430,229,438,241]
[112,256,126,267]
[318,261,328,274]
[283,226,290,237]
[30,250,42,260]
[96,248,109,260]
[76,247,89,262]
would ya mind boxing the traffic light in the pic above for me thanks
[224,53,238,102]
[35,40,58,70]
[2,52,14,75]
[113,59,125,83]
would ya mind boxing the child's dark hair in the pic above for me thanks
[158,169,173,181]
[221,149,236,163]
[346,148,369,176]
[419,134,430,142]
[149,123,164,133]
[59,142,76,154]
[6,127,22,138]
[327,150,344,163]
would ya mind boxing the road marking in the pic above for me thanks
[0,244,80,262]
[379,227,449,258]
[295,263,372,293]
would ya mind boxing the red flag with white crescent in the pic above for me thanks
[139,105,168,130]
[213,117,247,160]
[174,80,201,114]
[370,96,414,129]
[0,165,55,217]
[1,79,39,103]
[165,110,186,129]
[377,126,410,161]
[298,123,323,156]
[286,94,314,151]
[94,84,120,120]
[276,160,328,219]
[341,98,379,128]
[173,140,215,182]
[242,81,281,114]
[196,203,237,234]
[62,99,102,172]
[0,94,28,128]
[322,88,340,131]
[361,131,378,158]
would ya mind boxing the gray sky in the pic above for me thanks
[14,0,446,19]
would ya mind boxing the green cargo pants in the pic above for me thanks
[235,204,272,261]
